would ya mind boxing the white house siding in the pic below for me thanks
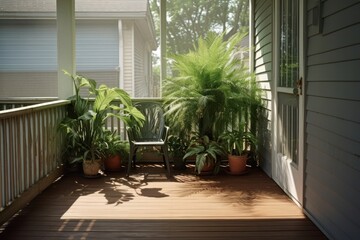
[0,19,119,97]
[134,25,147,97]
[0,20,57,97]
[253,0,273,176]
[76,20,119,95]
[122,21,134,97]
[304,1,360,239]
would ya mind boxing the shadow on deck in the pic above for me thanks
[0,165,327,239]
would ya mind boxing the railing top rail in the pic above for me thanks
[0,100,70,119]
[0,97,59,104]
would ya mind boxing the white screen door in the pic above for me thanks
[273,0,304,205]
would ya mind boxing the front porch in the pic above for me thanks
[0,165,326,239]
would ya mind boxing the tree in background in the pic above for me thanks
[150,0,249,58]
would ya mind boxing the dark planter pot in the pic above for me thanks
[104,155,122,172]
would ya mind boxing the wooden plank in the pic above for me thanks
[0,168,326,239]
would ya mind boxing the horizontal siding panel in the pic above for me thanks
[306,141,360,194]
[307,24,360,55]
[0,20,57,71]
[254,33,272,52]
[254,22,272,45]
[258,81,272,91]
[305,181,355,240]
[256,72,273,82]
[0,72,57,97]
[306,160,360,222]
[306,95,360,122]
[254,62,271,74]
[78,71,118,87]
[307,60,360,81]
[307,82,360,101]
[254,10,272,35]
[255,52,272,66]
[307,44,360,66]
[76,20,118,71]
[306,124,360,171]
[255,43,272,60]
[254,0,271,23]
[322,2,360,35]
[322,0,360,18]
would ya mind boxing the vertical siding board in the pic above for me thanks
[254,0,273,175]
[305,1,360,239]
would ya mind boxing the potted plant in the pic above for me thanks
[167,135,188,170]
[183,135,225,175]
[102,130,129,172]
[163,32,262,143]
[59,71,144,177]
[219,124,257,174]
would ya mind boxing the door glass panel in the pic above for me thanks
[279,0,299,88]
[278,0,299,164]
[278,93,298,164]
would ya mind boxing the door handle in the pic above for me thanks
[293,77,302,96]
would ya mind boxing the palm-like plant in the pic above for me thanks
[59,71,144,165]
[163,32,261,141]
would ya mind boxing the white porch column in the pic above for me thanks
[56,0,76,99]
[160,0,166,91]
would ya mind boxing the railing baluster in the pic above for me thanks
[0,100,69,215]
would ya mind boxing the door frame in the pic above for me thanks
[272,0,305,206]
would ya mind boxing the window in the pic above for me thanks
[279,0,299,88]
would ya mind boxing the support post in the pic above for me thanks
[160,0,166,94]
[56,0,76,99]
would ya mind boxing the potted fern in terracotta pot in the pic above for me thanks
[219,125,257,174]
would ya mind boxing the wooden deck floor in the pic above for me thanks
[0,165,327,239]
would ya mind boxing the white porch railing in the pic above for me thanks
[0,100,69,225]
[0,97,59,111]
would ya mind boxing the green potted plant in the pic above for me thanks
[59,71,144,177]
[183,135,225,175]
[167,134,188,170]
[102,130,129,172]
[219,124,257,174]
[163,32,262,143]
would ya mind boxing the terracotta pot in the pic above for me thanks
[83,160,101,176]
[201,162,214,172]
[104,155,122,171]
[228,154,247,174]
[196,160,215,174]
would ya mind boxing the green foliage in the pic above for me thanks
[219,124,257,156]
[150,0,249,56]
[102,130,130,160]
[59,71,144,164]
[163,32,262,141]
[167,134,188,159]
[183,135,225,174]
